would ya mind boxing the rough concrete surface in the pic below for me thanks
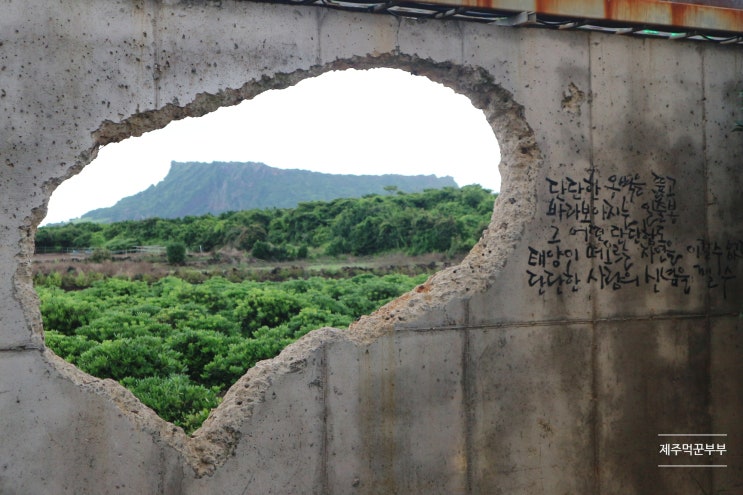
[2,0,742,493]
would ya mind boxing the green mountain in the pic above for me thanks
[80,161,458,222]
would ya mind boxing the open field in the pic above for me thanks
[32,249,462,286]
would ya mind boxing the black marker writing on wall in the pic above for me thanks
[527,171,739,297]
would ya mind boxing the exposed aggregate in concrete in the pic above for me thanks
[38,53,540,476]
[3,0,742,492]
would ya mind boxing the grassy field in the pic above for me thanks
[32,249,461,287]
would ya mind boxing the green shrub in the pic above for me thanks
[89,247,112,262]
[120,374,220,434]
[284,307,353,339]
[167,330,233,382]
[166,242,187,265]
[174,313,240,336]
[155,302,209,328]
[324,238,349,256]
[233,288,302,336]
[34,271,62,288]
[75,313,172,342]
[296,245,309,259]
[38,291,99,335]
[201,340,263,389]
[44,330,97,364]
[86,277,149,300]
[252,240,291,261]
[202,334,290,389]
[76,336,185,380]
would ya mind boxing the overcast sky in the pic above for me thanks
[42,68,501,225]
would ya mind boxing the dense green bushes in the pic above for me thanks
[37,186,496,257]
[38,272,426,432]
[36,186,495,432]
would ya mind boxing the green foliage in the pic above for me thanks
[89,247,112,262]
[120,374,220,434]
[76,336,185,380]
[296,244,309,259]
[234,288,302,336]
[36,186,497,258]
[34,271,63,288]
[105,237,139,252]
[166,329,233,383]
[201,337,287,389]
[166,241,187,264]
[284,307,353,339]
[74,312,172,341]
[38,271,427,432]
[34,269,109,291]
[34,181,495,434]
[34,221,103,252]
[44,330,96,364]
[38,289,99,335]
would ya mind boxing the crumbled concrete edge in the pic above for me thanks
[185,55,542,474]
[14,146,102,349]
[42,347,193,453]
[19,53,540,477]
[346,58,541,343]
[189,326,347,476]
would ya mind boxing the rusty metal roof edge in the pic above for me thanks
[249,0,743,41]
[421,0,743,34]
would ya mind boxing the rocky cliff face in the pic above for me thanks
[81,161,458,222]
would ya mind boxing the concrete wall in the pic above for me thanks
[2,1,742,493]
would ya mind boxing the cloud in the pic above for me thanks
[43,68,500,225]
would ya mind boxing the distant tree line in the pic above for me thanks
[36,186,497,259]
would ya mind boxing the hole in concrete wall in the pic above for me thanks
[34,66,503,434]
[33,55,538,475]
